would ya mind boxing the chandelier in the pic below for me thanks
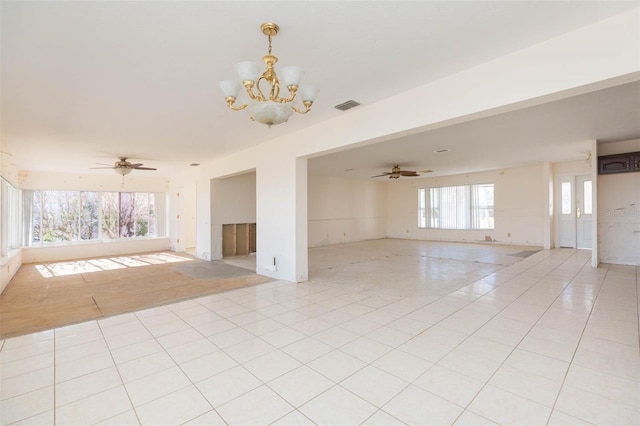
[219,22,318,127]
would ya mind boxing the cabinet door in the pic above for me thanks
[634,155,640,172]
[599,155,630,174]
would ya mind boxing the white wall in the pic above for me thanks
[17,171,170,193]
[598,139,640,265]
[0,250,21,294]
[21,238,171,264]
[308,175,387,247]
[210,171,256,260]
[8,171,171,274]
[387,165,545,246]
[211,172,257,225]
[167,10,639,282]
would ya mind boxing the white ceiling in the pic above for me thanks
[308,81,640,179]
[1,1,639,178]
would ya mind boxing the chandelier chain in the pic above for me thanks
[268,35,273,55]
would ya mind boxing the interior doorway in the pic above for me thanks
[557,174,593,249]
[177,182,197,254]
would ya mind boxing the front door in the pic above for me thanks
[576,175,593,249]
[557,175,592,249]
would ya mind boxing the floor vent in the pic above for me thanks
[333,100,361,111]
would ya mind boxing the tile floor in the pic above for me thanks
[1,240,638,425]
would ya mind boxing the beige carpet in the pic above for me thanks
[0,252,270,339]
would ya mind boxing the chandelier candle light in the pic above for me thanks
[219,22,318,127]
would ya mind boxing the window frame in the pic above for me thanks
[418,183,495,230]
[30,189,162,246]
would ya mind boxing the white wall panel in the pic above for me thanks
[387,165,545,246]
[308,175,387,247]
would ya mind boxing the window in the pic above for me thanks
[561,182,572,215]
[417,188,427,228]
[31,190,161,244]
[1,178,22,253]
[418,183,494,230]
[583,180,592,215]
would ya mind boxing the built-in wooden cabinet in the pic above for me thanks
[222,223,256,257]
[598,151,640,175]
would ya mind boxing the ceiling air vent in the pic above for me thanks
[333,100,361,111]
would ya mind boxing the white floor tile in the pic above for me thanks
[55,338,110,364]
[467,385,551,425]
[243,350,301,382]
[208,327,255,349]
[555,384,640,425]
[7,409,55,426]
[2,242,637,426]
[55,386,132,425]
[563,364,640,408]
[340,337,393,363]
[1,330,53,351]
[124,366,191,407]
[196,366,262,407]
[414,364,484,407]
[165,337,218,364]
[268,365,334,408]
[55,351,114,383]
[341,365,409,407]
[0,353,54,380]
[307,349,366,382]
[360,409,407,425]
[383,384,463,425]
[260,326,308,348]
[270,410,316,425]
[223,337,276,363]
[0,339,53,363]
[135,385,212,425]
[56,366,123,407]
[488,364,563,407]
[0,386,53,425]
[0,366,53,400]
[366,325,415,347]
[372,349,434,382]
[217,385,293,425]
[299,385,377,425]
[281,336,333,363]
[453,410,499,425]
[546,410,594,426]
[117,351,176,383]
[182,409,227,425]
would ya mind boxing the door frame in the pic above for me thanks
[555,173,593,249]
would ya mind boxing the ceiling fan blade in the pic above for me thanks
[94,163,115,167]
[128,163,144,167]
[371,174,390,178]
[400,171,419,176]
[132,166,157,170]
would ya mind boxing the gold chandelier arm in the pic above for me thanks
[242,81,263,102]
[292,100,313,114]
[225,97,247,111]
[276,85,298,103]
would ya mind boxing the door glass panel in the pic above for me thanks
[561,182,572,214]
[583,180,592,214]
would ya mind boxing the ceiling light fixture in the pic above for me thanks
[219,22,318,127]
[115,167,132,176]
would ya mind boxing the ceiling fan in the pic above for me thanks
[371,164,432,179]
[90,157,157,176]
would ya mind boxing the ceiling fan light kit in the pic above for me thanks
[372,164,426,179]
[90,157,157,175]
[219,22,318,127]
